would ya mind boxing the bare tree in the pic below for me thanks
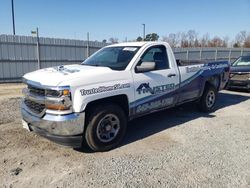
[187,30,198,47]
[194,39,200,47]
[238,31,250,48]
[159,30,250,48]
[109,37,119,44]
[209,36,223,47]
[222,36,229,47]
[162,33,180,47]
[180,32,188,47]
[200,33,210,47]
[244,35,250,48]
[235,31,248,47]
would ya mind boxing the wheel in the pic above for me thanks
[199,84,217,112]
[84,103,127,152]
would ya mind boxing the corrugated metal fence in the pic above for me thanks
[1,34,250,82]
[0,35,106,82]
[174,47,250,62]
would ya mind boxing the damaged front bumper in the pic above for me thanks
[21,101,85,148]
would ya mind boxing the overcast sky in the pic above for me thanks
[1,0,250,41]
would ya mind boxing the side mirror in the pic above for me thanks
[136,61,156,73]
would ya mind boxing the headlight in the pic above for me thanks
[45,89,70,98]
[45,89,72,111]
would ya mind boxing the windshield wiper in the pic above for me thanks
[81,64,98,66]
[81,64,110,68]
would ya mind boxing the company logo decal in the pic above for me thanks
[203,63,229,70]
[136,83,175,95]
[136,98,174,113]
[80,83,130,96]
[186,66,201,73]
[186,63,229,73]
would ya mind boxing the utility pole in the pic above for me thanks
[142,24,145,41]
[11,0,16,35]
[36,27,40,69]
[86,32,90,58]
[31,28,40,69]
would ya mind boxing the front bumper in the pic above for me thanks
[228,79,250,90]
[21,101,85,148]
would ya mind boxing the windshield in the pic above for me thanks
[82,46,140,70]
[232,56,250,66]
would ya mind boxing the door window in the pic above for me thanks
[140,45,169,70]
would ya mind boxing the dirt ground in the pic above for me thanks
[0,83,24,100]
[0,84,250,188]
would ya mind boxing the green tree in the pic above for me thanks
[136,36,143,41]
[233,43,240,48]
[145,33,159,41]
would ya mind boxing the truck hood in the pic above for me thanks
[23,64,115,86]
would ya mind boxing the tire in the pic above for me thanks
[84,103,127,152]
[199,84,217,112]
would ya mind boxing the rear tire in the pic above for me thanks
[199,84,217,112]
[84,103,127,152]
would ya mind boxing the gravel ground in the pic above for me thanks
[0,84,250,188]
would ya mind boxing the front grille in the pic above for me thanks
[28,85,45,96]
[24,99,45,114]
[230,73,250,81]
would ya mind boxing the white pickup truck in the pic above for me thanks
[21,42,230,151]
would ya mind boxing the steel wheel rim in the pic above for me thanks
[96,114,120,143]
[206,90,215,108]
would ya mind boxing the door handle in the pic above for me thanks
[168,73,176,77]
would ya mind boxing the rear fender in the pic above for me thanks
[200,75,221,97]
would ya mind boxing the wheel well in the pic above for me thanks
[205,75,220,91]
[85,95,129,118]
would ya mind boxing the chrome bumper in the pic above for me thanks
[21,101,85,147]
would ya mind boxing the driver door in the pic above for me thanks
[131,45,179,116]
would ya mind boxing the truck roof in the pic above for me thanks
[108,41,169,47]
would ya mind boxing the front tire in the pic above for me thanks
[85,104,127,152]
[199,85,217,112]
